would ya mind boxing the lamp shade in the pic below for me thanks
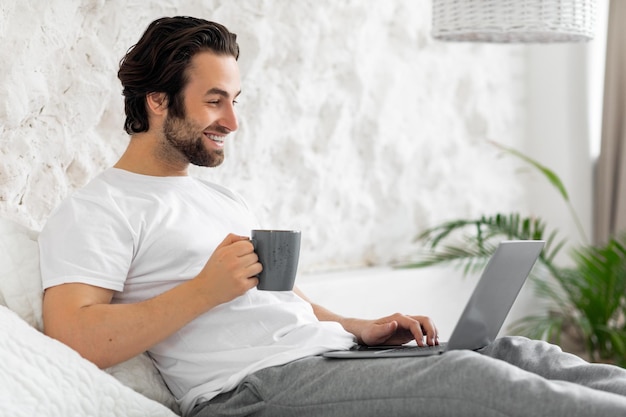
[432,0,597,42]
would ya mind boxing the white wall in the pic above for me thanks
[0,0,529,274]
[524,44,593,260]
[524,0,609,262]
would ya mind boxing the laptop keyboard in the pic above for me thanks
[356,342,447,354]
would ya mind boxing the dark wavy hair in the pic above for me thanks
[118,16,239,134]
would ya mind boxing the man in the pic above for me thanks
[40,16,626,417]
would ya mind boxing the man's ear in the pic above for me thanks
[146,92,168,116]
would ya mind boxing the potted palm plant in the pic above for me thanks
[402,142,626,366]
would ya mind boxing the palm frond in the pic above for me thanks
[399,238,498,276]
[601,329,626,364]
[489,141,569,202]
[559,239,626,330]
[406,213,564,275]
[489,140,588,243]
[527,273,570,311]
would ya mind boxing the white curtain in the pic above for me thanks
[593,0,626,244]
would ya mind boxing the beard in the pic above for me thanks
[162,113,225,168]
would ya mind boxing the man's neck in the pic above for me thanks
[114,133,189,177]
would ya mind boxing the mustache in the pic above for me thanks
[205,125,232,135]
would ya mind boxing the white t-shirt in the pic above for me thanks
[39,168,355,415]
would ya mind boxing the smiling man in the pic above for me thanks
[38,16,626,417]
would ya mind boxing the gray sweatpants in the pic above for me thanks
[190,337,626,417]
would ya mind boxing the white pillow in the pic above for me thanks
[0,218,180,415]
[105,354,181,414]
[0,218,43,330]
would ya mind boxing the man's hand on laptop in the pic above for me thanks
[359,313,439,347]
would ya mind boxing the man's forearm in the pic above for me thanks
[293,287,365,343]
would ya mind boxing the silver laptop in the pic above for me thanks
[323,240,545,359]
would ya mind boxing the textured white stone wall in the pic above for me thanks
[0,0,527,273]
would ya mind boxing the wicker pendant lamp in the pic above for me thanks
[432,0,597,42]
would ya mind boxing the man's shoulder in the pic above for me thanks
[69,168,123,197]
[44,169,133,228]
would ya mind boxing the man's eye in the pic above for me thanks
[233,100,239,106]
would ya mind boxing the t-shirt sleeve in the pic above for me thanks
[39,194,134,292]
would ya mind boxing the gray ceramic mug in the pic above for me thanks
[251,229,301,291]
